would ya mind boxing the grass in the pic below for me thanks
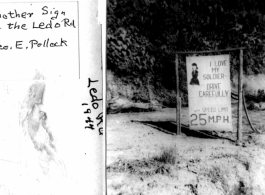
[107,146,179,178]
[107,143,256,194]
[153,146,178,165]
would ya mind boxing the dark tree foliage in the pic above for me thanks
[107,0,265,93]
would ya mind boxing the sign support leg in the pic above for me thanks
[175,54,181,135]
[237,49,243,142]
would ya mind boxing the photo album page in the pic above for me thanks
[0,0,104,194]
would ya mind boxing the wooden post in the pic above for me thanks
[178,96,181,134]
[237,49,243,142]
[175,54,181,135]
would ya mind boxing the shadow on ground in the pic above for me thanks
[132,120,234,140]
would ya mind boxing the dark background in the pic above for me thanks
[107,0,265,107]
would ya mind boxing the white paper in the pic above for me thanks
[0,1,103,195]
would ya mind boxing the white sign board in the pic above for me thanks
[186,55,233,131]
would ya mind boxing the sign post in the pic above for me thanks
[175,48,244,141]
[237,49,243,142]
[175,54,181,135]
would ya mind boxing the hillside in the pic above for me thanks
[107,0,265,112]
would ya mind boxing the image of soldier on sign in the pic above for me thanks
[189,63,200,86]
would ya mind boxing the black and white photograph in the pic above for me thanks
[107,1,265,194]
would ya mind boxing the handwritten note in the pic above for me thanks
[0,1,103,195]
[0,2,79,80]
[82,78,103,135]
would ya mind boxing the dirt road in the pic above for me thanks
[107,108,265,195]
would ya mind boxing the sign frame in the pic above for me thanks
[175,47,244,142]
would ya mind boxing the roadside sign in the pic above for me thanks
[186,55,233,131]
